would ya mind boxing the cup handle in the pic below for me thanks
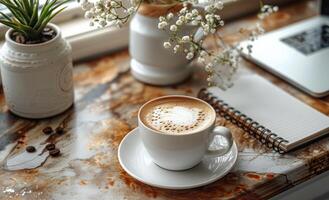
[206,126,233,157]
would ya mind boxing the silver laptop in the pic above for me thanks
[241,0,329,97]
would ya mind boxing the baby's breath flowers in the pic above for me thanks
[80,0,141,27]
[79,0,278,89]
[258,4,279,19]
[158,1,278,89]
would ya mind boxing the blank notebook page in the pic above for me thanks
[208,74,329,151]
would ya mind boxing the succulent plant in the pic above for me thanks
[0,0,69,41]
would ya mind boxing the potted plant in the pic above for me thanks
[80,0,277,87]
[0,0,74,118]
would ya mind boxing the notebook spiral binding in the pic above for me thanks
[198,88,289,154]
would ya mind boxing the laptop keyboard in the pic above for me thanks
[281,24,329,55]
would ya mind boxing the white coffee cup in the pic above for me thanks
[138,95,233,171]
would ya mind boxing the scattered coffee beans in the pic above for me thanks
[49,148,61,157]
[26,146,36,153]
[43,127,53,135]
[46,143,56,151]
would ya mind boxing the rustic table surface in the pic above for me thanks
[1,1,329,199]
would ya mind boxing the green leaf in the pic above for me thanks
[29,0,39,26]
[0,0,31,22]
[34,0,55,29]
[29,0,34,8]
[48,0,70,14]
[0,19,17,27]
[0,4,27,24]
[13,19,34,30]
[22,0,33,16]
[0,0,68,40]
[0,12,12,21]
[0,19,26,34]
[39,0,55,19]
[11,0,24,9]
[37,6,66,33]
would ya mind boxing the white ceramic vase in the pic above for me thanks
[0,23,74,119]
[129,5,199,85]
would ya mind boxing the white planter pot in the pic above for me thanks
[129,7,198,85]
[0,24,74,119]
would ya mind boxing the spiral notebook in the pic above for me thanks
[198,74,329,153]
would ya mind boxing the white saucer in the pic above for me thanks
[118,128,238,190]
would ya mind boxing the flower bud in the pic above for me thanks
[163,42,171,49]
[170,25,177,32]
[182,36,190,42]
[186,52,194,60]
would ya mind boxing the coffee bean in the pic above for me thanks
[46,143,56,151]
[49,148,60,157]
[55,127,64,134]
[26,146,36,153]
[43,127,53,135]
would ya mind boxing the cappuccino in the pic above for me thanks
[140,97,215,135]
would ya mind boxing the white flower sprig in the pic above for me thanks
[80,0,141,27]
[258,4,279,19]
[158,1,278,89]
[79,0,278,89]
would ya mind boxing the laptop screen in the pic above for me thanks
[322,0,329,15]
[280,0,329,55]
[281,25,329,55]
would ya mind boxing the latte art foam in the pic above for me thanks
[140,97,214,135]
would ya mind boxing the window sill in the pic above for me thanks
[60,18,129,61]
[0,18,129,62]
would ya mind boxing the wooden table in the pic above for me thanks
[1,0,329,199]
